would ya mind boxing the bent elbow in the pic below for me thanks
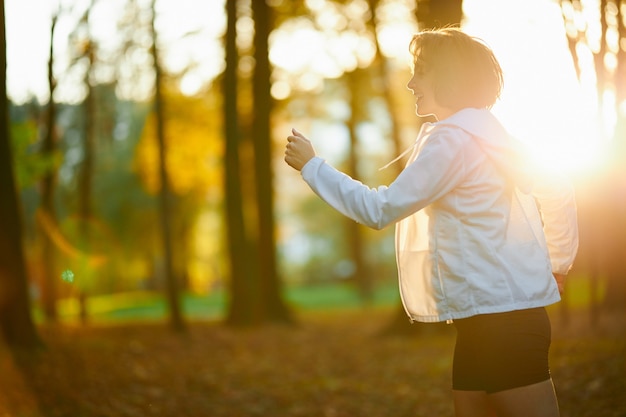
[354,216,389,231]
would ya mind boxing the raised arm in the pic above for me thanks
[284,128,469,230]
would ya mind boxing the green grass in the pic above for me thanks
[35,273,600,324]
[34,280,400,324]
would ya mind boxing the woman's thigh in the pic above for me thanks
[453,390,496,417]
[488,379,559,417]
[453,379,559,417]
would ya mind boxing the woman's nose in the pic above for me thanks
[406,75,415,91]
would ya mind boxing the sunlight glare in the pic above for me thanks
[377,23,416,61]
[463,0,609,176]
[311,119,351,164]
[376,0,417,61]
[329,31,376,71]
[271,80,291,100]
[180,72,203,96]
[315,3,348,31]
[344,0,371,27]
[270,19,344,81]
[236,15,255,51]
[602,89,618,134]
[305,0,326,12]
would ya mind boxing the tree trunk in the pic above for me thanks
[616,0,626,111]
[39,12,59,322]
[250,0,292,324]
[223,0,256,326]
[605,0,626,306]
[150,0,184,332]
[345,69,372,304]
[77,47,95,324]
[416,0,464,30]
[600,121,626,311]
[0,0,41,348]
[366,0,404,175]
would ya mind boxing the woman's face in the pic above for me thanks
[406,65,454,120]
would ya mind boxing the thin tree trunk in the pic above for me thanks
[39,12,59,322]
[367,0,404,173]
[78,49,95,324]
[616,0,626,111]
[150,0,184,332]
[595,0,608,132]
[345,69,372,304]
[559,0,582,80]
[76,4,96,323]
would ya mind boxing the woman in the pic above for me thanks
[284,28,578,417]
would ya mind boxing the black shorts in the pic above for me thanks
[452,307,552,394]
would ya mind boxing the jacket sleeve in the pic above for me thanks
[300,130,469,230]
[531,172,579,274]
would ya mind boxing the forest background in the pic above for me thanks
[3,0,626,331]
[0,0,624,416]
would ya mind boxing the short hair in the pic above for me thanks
[409,28,503,110]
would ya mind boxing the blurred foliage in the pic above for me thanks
[284,191,396,286]
[6,1,424,314]
[9,88,228,302]
[9,121,61,190]
[134,83,223,197]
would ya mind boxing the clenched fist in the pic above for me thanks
[284,128,316,171]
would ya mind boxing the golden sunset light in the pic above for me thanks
[0,2,624,415]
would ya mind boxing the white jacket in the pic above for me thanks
[300,108,579,323]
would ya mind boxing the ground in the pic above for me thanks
[0,307,624,417]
